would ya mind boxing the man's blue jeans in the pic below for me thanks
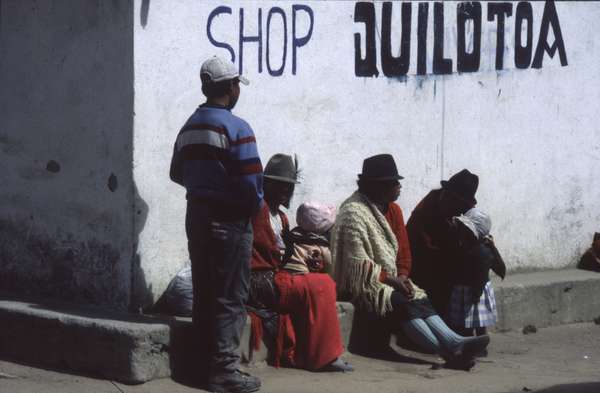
[186,201,253,376]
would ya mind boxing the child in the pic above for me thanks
[447,208,506,355]
[282,201,336,274]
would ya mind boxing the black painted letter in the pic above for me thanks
[292,5,314,75]
[532,0,568,68]
[417,3,429,75]
[514,2,533,69]
[487,2,512,70]
[433,2,452,74]
[354,2,379,77]
[457,2,482,73]
[381,2,411,77]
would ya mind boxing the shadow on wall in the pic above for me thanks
[130,182,152,313]
[133,0,156,313]
[140,0,150,27]
[0,0,156,312]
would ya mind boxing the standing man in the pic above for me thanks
[170,56,263,393]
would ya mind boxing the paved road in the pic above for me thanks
[1,323,599,393]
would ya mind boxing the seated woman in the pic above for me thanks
[331,154,490,370]
[247,154,352,372]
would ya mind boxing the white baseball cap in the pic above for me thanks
[200,56,249,85]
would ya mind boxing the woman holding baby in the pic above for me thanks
[246,153,352,372]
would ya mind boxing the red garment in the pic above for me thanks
[250,205,289,270]
[250,204,344,370]
[385,202,412,277]
[275,271,343,370]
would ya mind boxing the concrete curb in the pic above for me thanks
[0,300,171,384]
[494,269,600,331]
[0,299,354,384]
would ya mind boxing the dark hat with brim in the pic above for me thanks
[264,154,300,184]
[358,154,404,181]
[440,169,479,206]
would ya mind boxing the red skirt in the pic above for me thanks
[273,271,344,370]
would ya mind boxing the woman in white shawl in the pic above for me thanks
[331,155,490,370]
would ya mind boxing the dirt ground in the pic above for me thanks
[1,323,599,393]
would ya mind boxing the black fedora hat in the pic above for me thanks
[264,154,300,184]
[358,154,404,181]
[440,169,478,205]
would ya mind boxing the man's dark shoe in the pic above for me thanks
[207,370,261,393]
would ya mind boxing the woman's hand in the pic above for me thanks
[384,275,415,300]
[399,275,415,299]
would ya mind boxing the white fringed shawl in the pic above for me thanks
[331,191,398,316]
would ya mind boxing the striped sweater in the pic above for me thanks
[170,103,263,218]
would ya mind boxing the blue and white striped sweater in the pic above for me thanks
[170,104,263,218]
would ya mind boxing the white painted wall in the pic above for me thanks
[3,1,597,310]
[133,0,600,306]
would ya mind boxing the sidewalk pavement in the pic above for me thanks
[1,322,599,393]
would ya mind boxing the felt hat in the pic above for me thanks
[441,169,479,205]
[358,154,404,181]
[263,154,300,184]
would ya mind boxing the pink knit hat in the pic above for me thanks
[296,202,336,234]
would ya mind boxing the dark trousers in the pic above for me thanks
[425,285,452,317]
[186,201,253,376]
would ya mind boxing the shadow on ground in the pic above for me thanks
[504,382,600,393]
[349,308,439,367]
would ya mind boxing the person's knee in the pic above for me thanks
[401,319,441,352]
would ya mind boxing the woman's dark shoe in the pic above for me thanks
[319,358,354,372]
[442,334,489,371]
[454,334,490,358]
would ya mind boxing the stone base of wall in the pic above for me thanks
[0,299,170,384]
[494,269,600,331]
